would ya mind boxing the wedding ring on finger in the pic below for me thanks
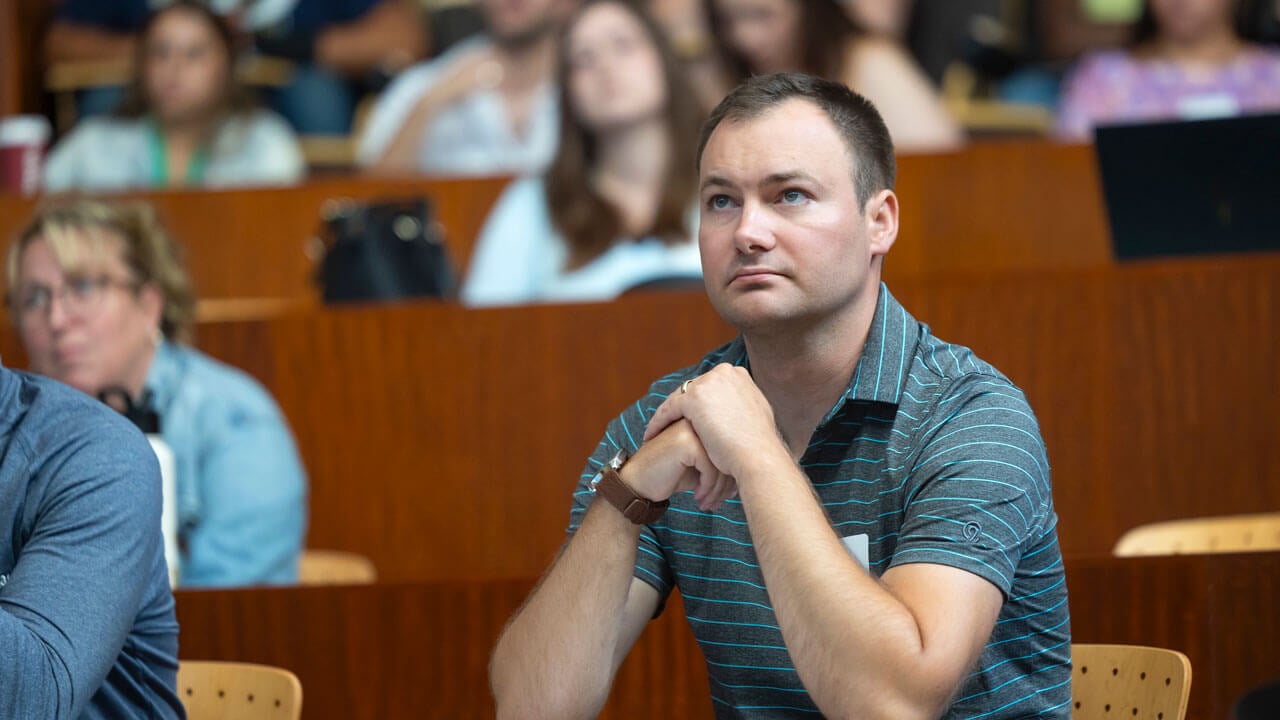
[680,379,694,394]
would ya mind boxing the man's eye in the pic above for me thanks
[708,195,734,210]
[781,190,807,204]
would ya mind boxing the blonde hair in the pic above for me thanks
[6,200,197,341]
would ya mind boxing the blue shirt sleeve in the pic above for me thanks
[178,398,308,588]
[55,0,151,32]
[0,393,168,719]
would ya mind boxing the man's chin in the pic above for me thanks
[712,293,795,332]
[490,19,555,51]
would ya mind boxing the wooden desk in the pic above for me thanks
[174,552,1280,720]
[1066,552,1280,720]
[1,140,1109,304]
[175,579,711,720]
[889,140,1111,277]
[0,254,1273,573]
[0,175,510,303]
[164,253,1280,581]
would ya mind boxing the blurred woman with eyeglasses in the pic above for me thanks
[6,200,307,588]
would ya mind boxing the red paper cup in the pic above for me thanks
[0,115,53,196]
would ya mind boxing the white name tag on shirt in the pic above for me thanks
[841,534,870,571]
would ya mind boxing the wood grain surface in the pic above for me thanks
[175,552,1280,720]
[1,140,1107,305]
[175,254,1280,580]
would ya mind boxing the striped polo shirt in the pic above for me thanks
[568,285,1071,719]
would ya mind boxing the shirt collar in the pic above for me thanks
[842,283,918,407]
[143,339,181,413]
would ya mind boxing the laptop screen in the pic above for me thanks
[1094,113,1280,260]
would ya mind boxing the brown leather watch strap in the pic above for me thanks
[595,467,669,525]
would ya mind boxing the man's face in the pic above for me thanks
[1150,0,1234,43]
[697,98,892,333]
[480,0,568,47]
[712,0,802,75]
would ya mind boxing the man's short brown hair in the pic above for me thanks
[697,73,896,207]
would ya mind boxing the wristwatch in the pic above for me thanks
[589,448,669,525]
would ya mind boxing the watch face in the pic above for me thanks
[609,447,630,470]
[591,448,629,494]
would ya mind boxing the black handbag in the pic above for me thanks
[315,198,457,303]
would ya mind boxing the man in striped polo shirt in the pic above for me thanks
[491,73,1071,719]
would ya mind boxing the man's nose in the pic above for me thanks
[733,200,777,254]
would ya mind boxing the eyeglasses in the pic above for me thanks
[10,275,141,320]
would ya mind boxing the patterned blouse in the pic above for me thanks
[1056,46,1280,140]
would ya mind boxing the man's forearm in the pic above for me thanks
[315,0,426,74]
[738,455,949,720]
[490,500,647,720]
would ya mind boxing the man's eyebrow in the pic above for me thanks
[700,175,735,192]
[700,171,822,192]
[763,171,821,185]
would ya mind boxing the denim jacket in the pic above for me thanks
[145,341,307,587]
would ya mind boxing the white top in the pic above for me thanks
[461,176,703,307]
[356,36,560,176]
[43,110,305,193]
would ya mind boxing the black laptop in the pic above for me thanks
[1093,112,1280,260]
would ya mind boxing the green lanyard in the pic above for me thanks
[148,121,210,187]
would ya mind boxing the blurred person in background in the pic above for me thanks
[43,1,305,192]
[1057,0,1280,139]
[356,0,573,175]
[250,0,429,134]
[461,0,703,306]
[7,200,308,588]
[841,0,914,38]
[45,0,428,135]
[700,0,963,150]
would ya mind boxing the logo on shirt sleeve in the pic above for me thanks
[963,522,982,543]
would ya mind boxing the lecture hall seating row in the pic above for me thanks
[0,140,1109,307]
[165,253,1279,583]
[174,551,1280,720]
[0,202,1275,576]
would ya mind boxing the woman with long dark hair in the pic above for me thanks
[462,0,704,306]
[44,1,304,192]
[700,0,961,151]
[1057,0,1280,140]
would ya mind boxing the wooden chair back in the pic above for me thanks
[1072,643,1192,720]
[1114,513,1280,556]
[297,549,378,585]
[177,660,302,720]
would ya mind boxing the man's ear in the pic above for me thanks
[864,189,899,258]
